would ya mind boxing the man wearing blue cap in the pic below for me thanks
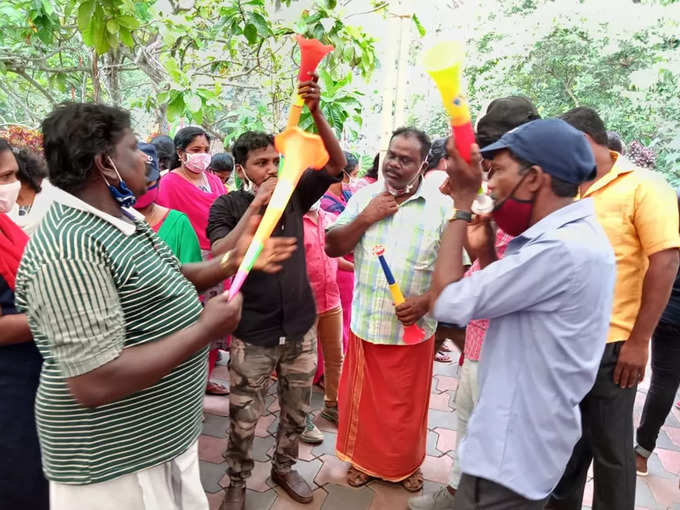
[429,118,616,508]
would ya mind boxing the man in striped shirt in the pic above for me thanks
[15,102,295,510]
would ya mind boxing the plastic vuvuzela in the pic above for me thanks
[227,127,329,300]
[373,245,426,344]
[286,35,334,129]
[423,40,492,213]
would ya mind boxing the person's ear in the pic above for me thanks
[235,164,245,179]
[94,153,117,182]
[525,166,545,193]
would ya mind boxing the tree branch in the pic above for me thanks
[0,79,39,124]
[7,67,58,106]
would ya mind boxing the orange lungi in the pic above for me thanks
[336,330,435,482]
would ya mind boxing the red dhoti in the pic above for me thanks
[336,330,434,481]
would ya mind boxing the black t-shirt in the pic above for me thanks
[207,168,341,346]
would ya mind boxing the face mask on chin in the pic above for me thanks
[384,164,424,197]
[102,156,137,208]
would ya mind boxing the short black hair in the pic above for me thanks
[607,131,625,154]
[560,107,608,146]
[0,139,10,153]
[232,131,275,166]
[343,151,358,173]
[390,127,431,162]
[209,152,234,172]
[151,135,175,170]
[15,147,48,193]
[42,103,131,193]
[171,126,210,169]
[426,138,447,170]
[510,151,578,198]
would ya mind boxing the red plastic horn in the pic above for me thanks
[296,35,334,82]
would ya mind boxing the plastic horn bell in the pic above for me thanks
[287,35,334,129]
[227,127,329,301]
[373,245,426,345]
[422,41,475,163]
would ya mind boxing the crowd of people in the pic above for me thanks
[1,74,679,510]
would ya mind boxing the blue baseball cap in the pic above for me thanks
[138,142,160,183]
[480,118,596,184]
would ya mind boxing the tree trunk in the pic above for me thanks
[91,50,101,103]
[104,50,122,106]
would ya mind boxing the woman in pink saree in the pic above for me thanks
[157,126,228,395]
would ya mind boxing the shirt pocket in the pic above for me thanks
[404,222,439,271]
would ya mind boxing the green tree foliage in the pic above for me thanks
[461,0,680,180]
[0,0,380,144]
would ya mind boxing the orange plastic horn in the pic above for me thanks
[296,35,334,82]
[287,35,334,129]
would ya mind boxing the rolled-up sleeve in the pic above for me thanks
[30,258,125,377]
[433,239,574,326]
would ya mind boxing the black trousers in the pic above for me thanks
[546,341,636,510]
[456,475,547,510]
[636,321,680,456]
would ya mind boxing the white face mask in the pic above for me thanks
[384,165,424,197]
[0,180,21,213]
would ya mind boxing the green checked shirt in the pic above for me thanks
[333,178,451,345]
[15,187,206,485]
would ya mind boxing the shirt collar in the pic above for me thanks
[515,198,596,241]
[51,186,144,236]
[397,176,441,205]
[581,151,636,197]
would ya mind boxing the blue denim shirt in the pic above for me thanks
[433,198,615,499]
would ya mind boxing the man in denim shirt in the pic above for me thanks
[430,119,616,509]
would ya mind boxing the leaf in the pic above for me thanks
[185,92,202,113]
[106,20,119,34]
[77,0,94,32]
[117,15,140,30]
[119,27,134,47]
[250,12,272,37]
[166,94,185,121]
[91,5,109,54]
[326,0,337,8]
[411,13,426,37]
[294,18,307,34]
[243,23,258,44]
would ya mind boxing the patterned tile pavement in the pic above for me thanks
[200,346,680,509]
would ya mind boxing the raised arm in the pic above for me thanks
[299,74,346,177]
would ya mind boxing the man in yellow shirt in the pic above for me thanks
[548,107,680,510]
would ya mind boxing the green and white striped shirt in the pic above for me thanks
[15,187,206,485]
[332,179,451,345]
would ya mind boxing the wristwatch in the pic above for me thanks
[448,209,473,223]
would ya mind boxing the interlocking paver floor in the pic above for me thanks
[201,350,680,509]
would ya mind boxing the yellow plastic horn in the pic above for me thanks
[422,41,465,120]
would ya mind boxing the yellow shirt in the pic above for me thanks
[582,152,680,343]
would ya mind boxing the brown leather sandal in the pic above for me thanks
[347,466,374,487]
[401,468,424,492]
